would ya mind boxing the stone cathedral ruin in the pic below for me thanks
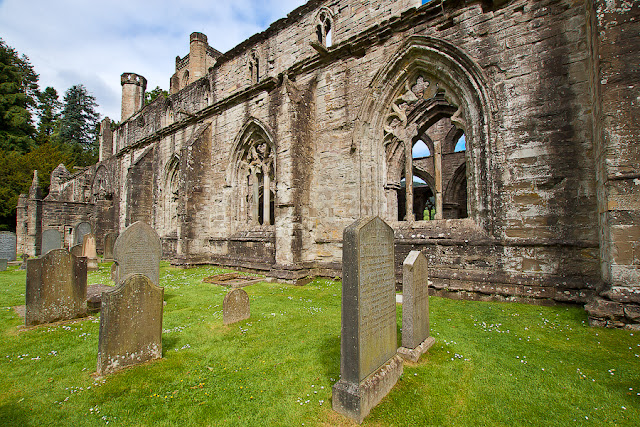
[15,0,640,327]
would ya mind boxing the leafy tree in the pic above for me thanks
[57,84,100,166]
[35,86,61,145]
[0,38,39,153]
[145,86,168,105]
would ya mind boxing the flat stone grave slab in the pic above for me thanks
[223,288,250,325]
[0,231,17,261]
[87,283,115,312]
[25,248,87,326]
[202,272,263,288]
[332,216,403,424]
[97,273,164,376]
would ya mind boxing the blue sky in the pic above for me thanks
[0,0,306,121]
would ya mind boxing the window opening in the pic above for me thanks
[317,11,333,47]
[454,134,466,152]
[412,139,430,158]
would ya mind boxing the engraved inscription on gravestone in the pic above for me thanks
[113,222,161,286]
[0,231,17,261]
[41,229,62,256]
[332,216,403,424]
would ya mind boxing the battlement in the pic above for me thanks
[121,73,147,89]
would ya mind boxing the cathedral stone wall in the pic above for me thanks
[18,0,640,327]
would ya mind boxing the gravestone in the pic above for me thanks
[97,273,164,375]
[70,243,83,257]
[83,233,98,271]
[20,253,29,270]
[25,248,87,325]
[0,259,7,271]
[113,222,161,286]
[397,250,435,362]
[75,222,92,245]
[223,288,250,325]
[103,232,118,260]
[332,216,403,424]
[0,231,17,261]
[41,229,62,255]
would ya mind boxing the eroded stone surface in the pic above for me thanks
[97,274,163,375]
[25,248,87,325]
[398,250,432,361]
[223,288,250,325]
[0,231,16,262]
[83,233,98,271]
[113,222,161,286]
[332,216,401,424]
[103,232,118,260]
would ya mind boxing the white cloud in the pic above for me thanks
[0,0,305,121]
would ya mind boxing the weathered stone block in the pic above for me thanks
[97,274,164,375]
[25,248,87,325]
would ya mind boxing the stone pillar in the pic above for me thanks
[434,137,443,219]
[120,73,147,122]
[99,117,113,162]
[26,171,43,257]
[263,166,271,225]
[189,32,208,83]
[404,138,414,221]
[251,168,260,225]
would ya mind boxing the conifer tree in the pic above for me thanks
[57,84,100,166]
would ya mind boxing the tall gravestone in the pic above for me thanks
[0,259,7,271]
[332,216,403,424]
[223,289,250,325]
[25,248,87,325]
[41,229,62,256]
[398,250,435,362]
[83,233,98,271]
[75,222,92,245]
[113,222,161,286]
[97,274,164,375]
[103,232,118,260]
[0,231,17,261]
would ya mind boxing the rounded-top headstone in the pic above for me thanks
[113,222,161,286]
[75,222,92,245]
[41,229,62,256]
[223,288,250,325]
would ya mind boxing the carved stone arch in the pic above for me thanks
[229,118,277,229]
[314,7,334,47]
[443,126,465,154]
[91,164,113,202]
[352,35,496,230]
[444,163,468,219]
[162,154,181,236]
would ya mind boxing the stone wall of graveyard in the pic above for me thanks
[17,0,640,324]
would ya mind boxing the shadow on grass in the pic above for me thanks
[320,334,341,381]
[0,403,32,426]
[163,335,180,353]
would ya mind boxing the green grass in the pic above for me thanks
[0,262,638,426]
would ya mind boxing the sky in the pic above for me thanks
[0,0,306,121]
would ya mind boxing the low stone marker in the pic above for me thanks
[223,288,250,325]
[20,253,29,270]
[332,216,403,424]
[41,229,62,255]
[0,231,17,261]
[97,273,164,375]
[113,222,161,286]
[398,251,435,362]
[0,259,7,271]
[103,232,118,260]
[83,233,98,271]
[25,248,87,325]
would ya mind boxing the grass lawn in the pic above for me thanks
[0,262,638,426]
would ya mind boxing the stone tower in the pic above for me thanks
[188,32,208,83]
[120,73,147,122]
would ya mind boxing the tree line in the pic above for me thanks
[0,38,101,232]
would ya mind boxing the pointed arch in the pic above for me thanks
[162,154,181,235]
[229,118,277,229]
[91,164,112,202]
[352,35,495,230]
